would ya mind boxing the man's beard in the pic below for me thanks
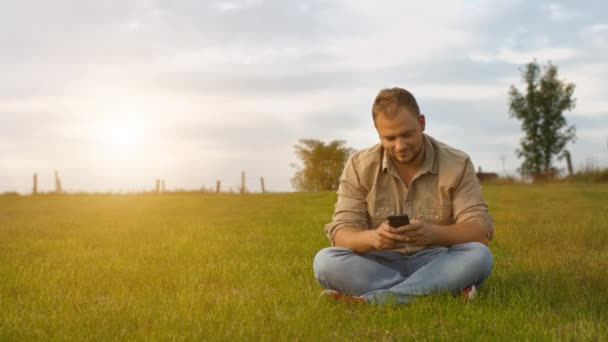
[391,144,422,165]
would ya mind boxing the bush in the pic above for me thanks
[569,168,608,182]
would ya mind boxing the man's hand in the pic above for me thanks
[393,219,439,247]
[366,221,411,250]
[335,219,487,254]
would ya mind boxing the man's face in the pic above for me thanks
[375,108,426,165]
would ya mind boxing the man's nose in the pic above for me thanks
[395,137,407,150]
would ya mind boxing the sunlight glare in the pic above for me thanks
[95,106,145,158]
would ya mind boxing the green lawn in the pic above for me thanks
[1,184,607,340]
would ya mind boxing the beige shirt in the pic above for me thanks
[324,134,494,255]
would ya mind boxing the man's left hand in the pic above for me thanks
[393,219,440,246]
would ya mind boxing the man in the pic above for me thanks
[313,87,494,305]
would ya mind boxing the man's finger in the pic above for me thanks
[394,223,421,234]
[378,229,410,242]
[381,231,410,242]
[379,237,401,249]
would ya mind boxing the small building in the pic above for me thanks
[476,166,498,182]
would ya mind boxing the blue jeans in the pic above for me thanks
[313,242,493,304]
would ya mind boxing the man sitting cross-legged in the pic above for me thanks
[313,87,494,305]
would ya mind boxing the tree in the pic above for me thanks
[291,139,355,191]
[508,60,576,179]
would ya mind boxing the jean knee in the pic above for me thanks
[313,247,351,282]
[463,242,493,281]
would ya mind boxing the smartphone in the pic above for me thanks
[387,214,410,227]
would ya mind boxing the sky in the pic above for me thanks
[1,0,607,193]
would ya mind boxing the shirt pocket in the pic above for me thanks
[368,206,396,229]
[418,205,452,225]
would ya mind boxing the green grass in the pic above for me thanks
[1,184,607,340]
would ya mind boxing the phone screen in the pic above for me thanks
[387,214,410,227]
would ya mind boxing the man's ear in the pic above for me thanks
[419,114,426,132]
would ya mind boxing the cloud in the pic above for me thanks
[561,63,608,116]
[543,3,584,21]
[2,0,608,192]
[415,82,510,101]
[580,23,608,49]
[470,47,578,64]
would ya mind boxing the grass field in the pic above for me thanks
[1,184,607,340]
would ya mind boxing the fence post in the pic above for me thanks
[33,173,38,195]
[240,171,246,194]
[54,170,62,194]
[156,179,160,193]
[161,179,166,193]
[216,180,221,193]
[260,177,265,193]
[564,150,574,176]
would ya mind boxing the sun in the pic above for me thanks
[95,108,145,157]
[107,125,138,150]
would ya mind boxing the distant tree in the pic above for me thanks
[508,60,576,180]
[291,139,355,191]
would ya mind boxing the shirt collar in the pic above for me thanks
[421,134,439,175]
[381,134,438,175]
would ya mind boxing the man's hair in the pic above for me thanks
[372,87,420,122]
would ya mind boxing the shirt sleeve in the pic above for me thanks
[323,155,369,245]
[452,158,495,240]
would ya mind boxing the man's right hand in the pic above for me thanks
[365,221,411,250]
[334,222,411,254]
